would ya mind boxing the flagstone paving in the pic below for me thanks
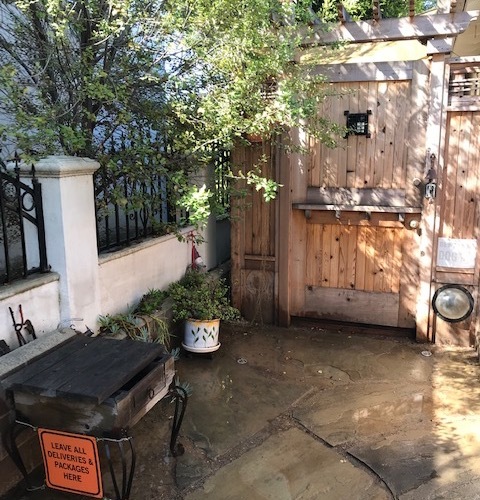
[6,322,480,499]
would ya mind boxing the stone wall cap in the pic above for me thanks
[0,329,77,382]
[30,156,100,178]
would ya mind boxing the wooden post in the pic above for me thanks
[416,53,450,342]
[277,133,292,326]
[230,146,247,312]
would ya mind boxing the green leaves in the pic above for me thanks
[168,270,240,322]
[1,0,376,224]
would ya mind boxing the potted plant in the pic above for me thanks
[168,269,239,353]
[98,288,171,346]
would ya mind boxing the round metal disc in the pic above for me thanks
[432,285,474,323]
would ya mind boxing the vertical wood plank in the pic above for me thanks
[305,224,314,287]
[417,53,449,342]
[230,145,247,310]
[364,226,376,292]
[277,133,292,325]
[392,82,409,189]
[382,82,397,188]
[373,227,385,292]
[461,112,477,239]
[374,81,388,187]
[337,227,347,289]
[346,83,359,188]
[322,224,332,287]
[406,60,429,206]
[314,224,323,286]
[391,228,403,294]
[398,227,419,328]
[365,81,378,188]
[454,112,471,238]
[345,225,357,290]
[355,226,367,290]
[442,112,460,238]
[289,127,309,318]
[330,225,341,288]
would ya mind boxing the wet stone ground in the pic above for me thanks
[7,322,480,499]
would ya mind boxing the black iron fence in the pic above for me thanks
[95,144,231,254]
[0,152,48,284]
[214,146,231,212]
[94,163,182,253]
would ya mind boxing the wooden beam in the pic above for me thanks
[416,53,450,343]
[426,37,455,54]
[337,2,347,24]
[409,0,415,17]
[302,11,479,45]
[372,0,382,22]
[276,132,292,326]
[310,61,413,82]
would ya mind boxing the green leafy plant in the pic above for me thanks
[168,269,240,322]
[136,288,168,315]
[98,310,171,347]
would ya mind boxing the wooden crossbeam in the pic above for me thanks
[302,11,479,45]
[372,0,382,21]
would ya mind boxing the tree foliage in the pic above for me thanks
[0,0,348,221]
[313,0,437,22]
[0,0,436,223]
[0,0,343,155]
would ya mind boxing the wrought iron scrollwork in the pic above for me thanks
[0,150,48,283]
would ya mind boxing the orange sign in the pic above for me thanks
[38,428,103,498]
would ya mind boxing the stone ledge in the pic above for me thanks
[0,328,77,382]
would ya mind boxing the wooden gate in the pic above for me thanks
[231,142,277,323]
[293,80,423,329]
[433,106,480,344]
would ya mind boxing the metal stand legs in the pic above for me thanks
[169,386,188,457]
[102,435,136,500]
[3,420,44,492]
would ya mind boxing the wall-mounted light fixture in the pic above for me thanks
[344,110,372,138]
[432,284,474,323]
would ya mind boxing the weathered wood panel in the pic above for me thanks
[241,144,276,257]
[304,287,400,327]
[304,222,405,295]
[240,269,275,324]
[441,112,480,240]
[434,110,480,345]
[309,80,410,190]
[231,142,278,321]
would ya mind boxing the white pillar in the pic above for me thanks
[32,156,101,331]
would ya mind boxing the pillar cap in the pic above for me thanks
[31,156,100,178]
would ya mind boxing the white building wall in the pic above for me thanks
[0,274,60,349]
[0,156,223,350]
[98,230,192,316]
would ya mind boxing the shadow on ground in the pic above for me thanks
[7,322,480,499]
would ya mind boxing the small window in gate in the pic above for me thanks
[344,110,372,138]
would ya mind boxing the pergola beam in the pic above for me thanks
[409,0,415,17]
[372,0,381,21]
[302,11,479,45]
[337,2,351,24]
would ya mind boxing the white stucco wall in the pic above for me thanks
[98,227,208,317]
[0,273,60,351]
[1,156,227,347]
